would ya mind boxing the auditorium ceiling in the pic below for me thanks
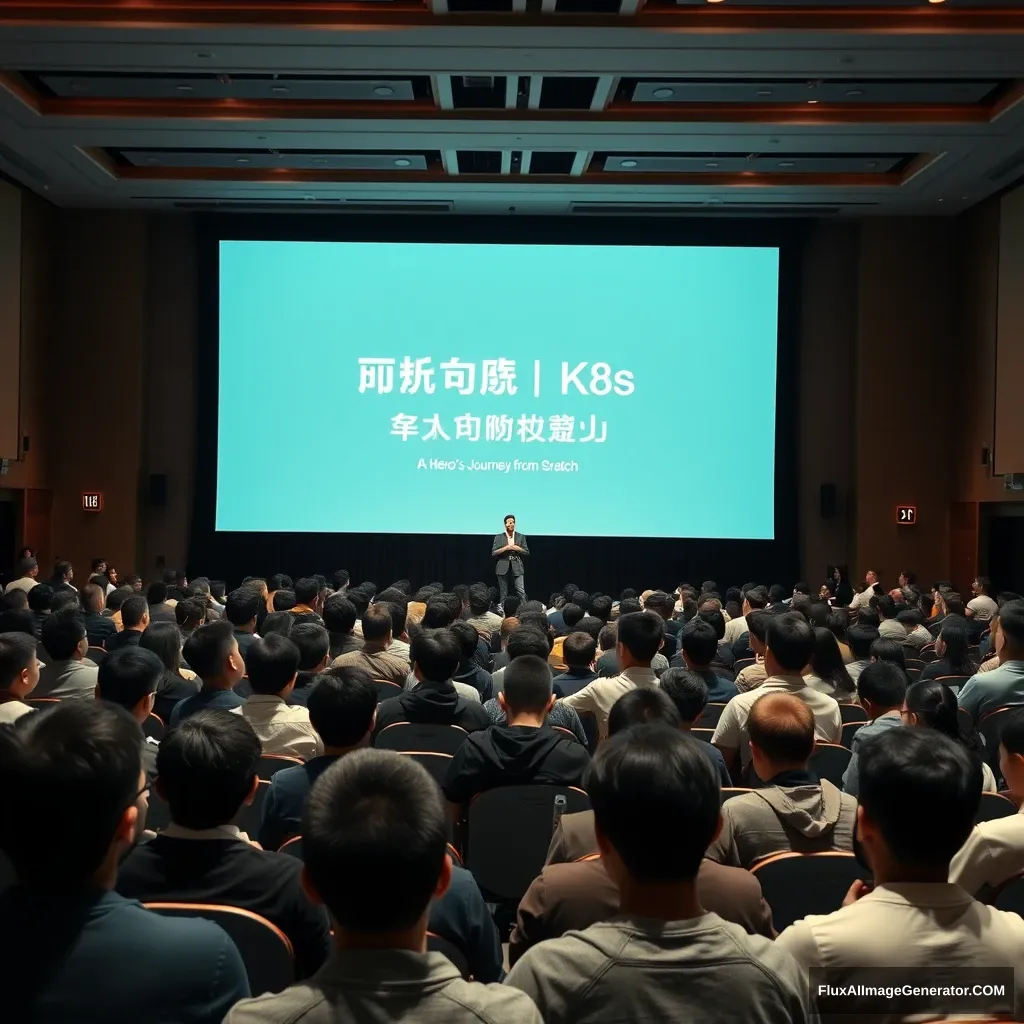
[1,0,1024,215]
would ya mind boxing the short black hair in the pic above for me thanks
[503,655,552,714]
[607,688,681,735]
[571,591,591,614]
[467,585,490,616]
[0,631,36,691]
[140,621,183,673]
[575,615,604,642]
[322,594,357,634]
[859,727,980,868]
[97,647,162,711]
[590,595,613,622]
[658,668,708,722]
[410,628,460,681]
[744,586,769,609]
[246,633,300,695]
[121,595,149,629]
[680,619,718,668]
[157,710,261,829]
[287,622,329,671]
[643,591,675,620]
[260,611,294,639]
[41,610,86,660]
[304,749,447,932]
[697,608,727,641]
[294,577,320,606]
[765,612,814,672]
[745,609,771,645]
[449,620,481,662]
[273,590,297,612]
[562,631,596,670]
[27,583,53,613]
[0,608,34,637]
[175,596,207,630]
[999,604,1024,652]
[181,619,236,682]
[308,667,378,748]
[857,660,907,709]
[616,611,664,664]
[897,608,923,628]
[502,595,522,618]
[1000,708,1024,758]
[561,603,584,629]
[876,594,897,619]
[588,725,719,881]
[105,586,130,612]
[0,701,142,883]
[146,580,168,606]
[225,587,263,627]
[332,569,350,590]
[870,637,906,668]
[361,605,393,643]
[846,623,880,660]
[506,626,551,661]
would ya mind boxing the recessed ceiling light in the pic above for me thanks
[620,159,638,168]
[236,157,250,165]
[778,161,795,168]
[373,85,395,97]
[705,162,719,169]
[706,0,725,4]
[652,87,674,99]
[756,89,772,98]
[845,89,864,98]
[394,158,412,167]
[271,86,289,95]
[807,99,819,105]
[176,84,193,93]
[313,157,328,165]
[929,0,947,4]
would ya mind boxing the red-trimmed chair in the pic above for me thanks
[427,931,470,979]
[934,674,971,696]
[143,712,165,742]
[750,852,870,932]
[839,704,868,724]
[809,743,852,788]
[466,785,590,902]
[144,902,294,994]
[373,679,404,702]
[840,721,865,749]
[976,791,1018,825]
[278,836,303,859]
[994,871,1024,917]
[699,703,729,728]
[551,725,580,742]
[26,697,60,706]
[374,722,469,756]
[691,728,715,744]
[87,646,107,666]
[257,754,304,780]
[721,787,752,803]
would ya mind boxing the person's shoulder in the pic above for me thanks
[115,893,239,952]
[225,980,330,1023]
[507,924,608,981]
[444,977,541,1022]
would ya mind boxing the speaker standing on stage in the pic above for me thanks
[492,514,529,601]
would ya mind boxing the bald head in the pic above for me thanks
[747,692,815,770]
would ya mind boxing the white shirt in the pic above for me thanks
[968,594,999,621]
[4,576,38,595]
[949,807,1024,896]
[239,694,323,760]
[723,614,747,646]
[711,673,842,766]
[561,666,658,739]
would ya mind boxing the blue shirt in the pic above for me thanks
[0,886,249,1022]
[260,754,340,852]
[842,710,903,797]
[169,687,245,727]
[957,660,1024,722]
[552,669,598,698]
[698,669,739,704]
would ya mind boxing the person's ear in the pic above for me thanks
[497,692,508,713]
[546,694,556,713]
[114,803,139,846]
[242,774,260,807]
[142,691,155,717]
[300,865,325,906]
[433,851,453,901]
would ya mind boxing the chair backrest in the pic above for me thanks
[840,721,865,749]
[257,754,304,780]
[400,751,454,789]
[551,725,579,741]
[143,712,165,741]
[994,872,1024,917]
[733,658,755,674]
[466,785,591,902]
[427,931,471,979]
[976,706,1020,776]
[934,674,971,696]
[697,702,728,728]
[238,778,270,838]
[905,667,922,682]
[144,902,294,994]
[721,787,752,803]
[919,646,938,663]
[277,836,303,858]
[576,710,598,753]
[975,791,1018,825]
[87,646,107,665]
[808,743,853,788]
[691,727,715,744]
[26,697,60,706]
[374,722,469,755]
[750,852,870,932]
[838,704,868,724]
[904,658,925,673]
[373,679,404,702]
[446,841,463,866]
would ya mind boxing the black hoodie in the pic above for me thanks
[441,724,591,805]
[373,679,491,737]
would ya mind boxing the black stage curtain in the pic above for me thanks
[190,215,803,597]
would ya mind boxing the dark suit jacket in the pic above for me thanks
[104,629,142,653]
[116,835,331,979]
[509,857,773,965]
[492,531,529,577]
[83,612,117,648]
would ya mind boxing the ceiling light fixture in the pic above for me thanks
[394,158,412,167]
[373,86,395,96]
[620,159,638,168]
[845,89,864,98]
[236,157,250,165]
[705,162,719,168]
[807,99,819,104]
[652,88,674,99]
[778,161,795,168]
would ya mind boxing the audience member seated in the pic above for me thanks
[874,594,906,642]
[712,613,841,778]
[842,661,906,797]
[466,583,503,641]
[734,610,770,692]
[0,701,250,1021]
[140,621,200,723]
[4,555,39,595]
[169,620,246,726]
[658,669,732,786]
[174,596,207,643]
[225,586,262,659]
[450,620,494,702]
[117,710,331,979]
[675,619,738,702]
[105,595,150,652]
[26,583,52,639]
[930,589,974,641]
[81,583,117,648]
[643,591,679,660]
[552,631,598,697]
[697,606,737,677]
[803,626,858,704]
[919,624,977,682]
[0,631,40,723]
[96,646,163,778]
[707,693,856,869]
[442,655,590,810]
[321,593,360,660]
[958,602,1024,722]
[776,728,1024,1014]
[375,628,491,736]
[898,607,933,652]
[562,611,663,739]
[506,724,808,1023]
[950,708,1024,895]
[225,749,540,1024]
[844,623,878,683]
[35,611,97,700]
[904,678,996,792]
[145,580,177,625]
[595,620,670,679]
[332,605,409,686]
[967,575,999,623]
[289,578,324,621]
[490,625,549,695]
[239,634,322,760]
[378,597,411,662]
[285,622,332,707]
